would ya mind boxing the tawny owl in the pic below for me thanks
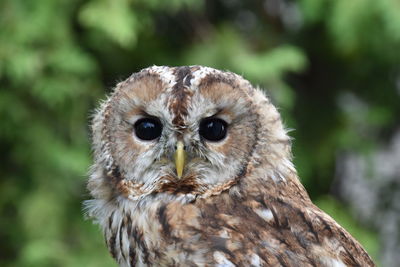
[85,66,375,266]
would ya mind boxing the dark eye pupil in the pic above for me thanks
[199,118,228,141]
[134,118,162,141]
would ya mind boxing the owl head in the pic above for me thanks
[88,66,294,203]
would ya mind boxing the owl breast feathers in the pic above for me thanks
[85,66,375,266]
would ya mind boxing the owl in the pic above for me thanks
[85,66,375,266]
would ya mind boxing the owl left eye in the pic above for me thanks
[199,118,228,141]
[134,118,162,141]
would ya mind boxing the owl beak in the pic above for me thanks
[174,141,186,179]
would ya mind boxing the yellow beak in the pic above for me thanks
[174,141,186,179]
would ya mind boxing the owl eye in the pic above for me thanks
[199,118,228,141]
[134,118,162,141]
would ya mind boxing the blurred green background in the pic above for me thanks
[2,0,400,266]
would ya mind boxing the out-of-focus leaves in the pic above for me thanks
[79,0,139,48]
[298,0,328,24]
[138,0,202,11]
[184,27,307,81]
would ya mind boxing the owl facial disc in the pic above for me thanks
[91,65,274,199]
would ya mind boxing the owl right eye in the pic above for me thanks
[134,118,162,141]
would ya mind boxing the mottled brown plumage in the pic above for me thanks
[85,66,375,266]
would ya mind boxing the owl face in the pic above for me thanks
[91,66,290,200]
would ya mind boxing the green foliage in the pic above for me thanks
[80,0,140,47]
[2,0,399,265]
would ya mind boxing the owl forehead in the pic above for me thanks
[115,65,253,127]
